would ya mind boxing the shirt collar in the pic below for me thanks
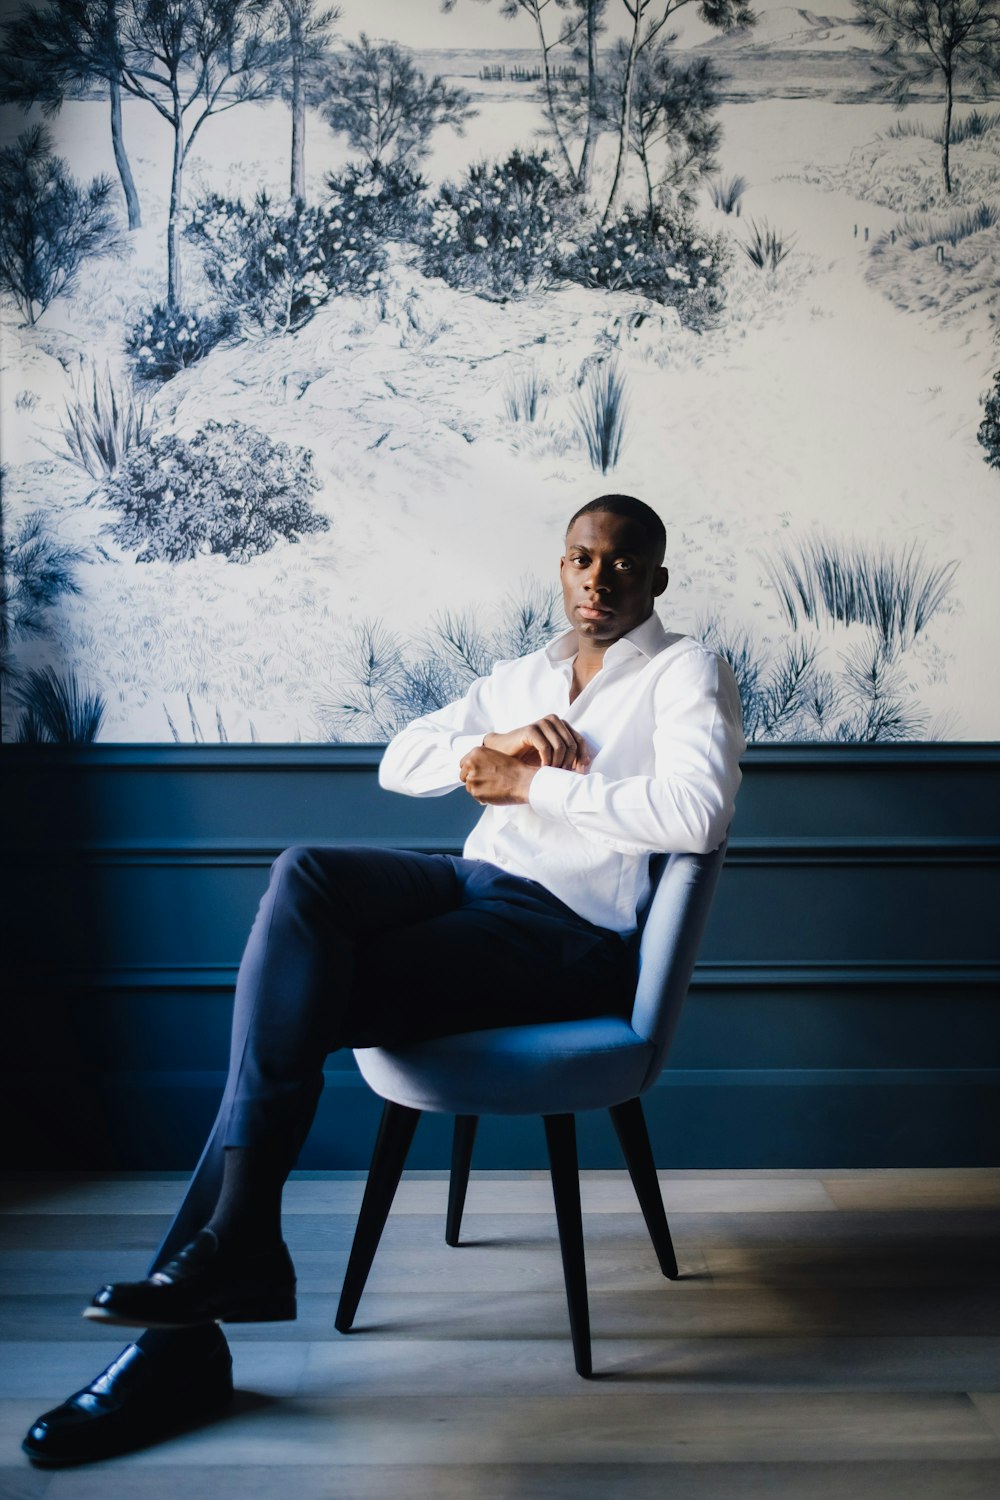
[545,610,669,667]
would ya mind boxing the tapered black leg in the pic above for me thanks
[335,1101,421,1332]
[609,1097,679,1279]
[542,1113,592,1378]
[446,1115,478,1247]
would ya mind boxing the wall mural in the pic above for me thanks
[1,0,998,745]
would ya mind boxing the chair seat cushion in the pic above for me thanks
[354,1017,655,1116]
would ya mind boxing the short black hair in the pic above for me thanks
[566,494,667,565]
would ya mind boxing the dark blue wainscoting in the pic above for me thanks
[3,745,998,1170]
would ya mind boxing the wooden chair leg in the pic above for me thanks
[542,1113,592,1378]
[335,1101,421,1333]
[446,1115,478,1247]
[609,1096,679,1279]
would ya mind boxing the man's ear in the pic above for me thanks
[653,566,669,598]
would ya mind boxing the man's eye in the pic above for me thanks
[615,559,634,571]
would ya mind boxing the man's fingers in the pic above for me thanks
[483,722,590,774]
[531,724,563,766]
[539,716,588,769]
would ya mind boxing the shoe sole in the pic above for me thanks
[83,1294,297,1330]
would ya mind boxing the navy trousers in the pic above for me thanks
[148,845,632,1273]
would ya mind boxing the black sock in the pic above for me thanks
[137,1324,223,1359]
[204,1145,286,1255]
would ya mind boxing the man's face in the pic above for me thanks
[560,510,668,648]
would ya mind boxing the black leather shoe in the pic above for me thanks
[22,1327,233,1466]
[84,1228,297,1329]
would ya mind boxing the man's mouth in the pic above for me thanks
[577,603,614,620]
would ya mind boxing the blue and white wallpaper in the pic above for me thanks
[1,0,998,743]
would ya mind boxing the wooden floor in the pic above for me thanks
[2,1168,1000,1499]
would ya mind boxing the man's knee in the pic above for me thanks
[267,845,375,918]
[269,844,316,884]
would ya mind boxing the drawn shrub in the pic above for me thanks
[421,149,571,300]
[560,205,727,329]
[892,202,999,250]
[105,421,328,563]
[125,303,232,383]
[324,581,561,741]
[325,160,428,242]
[0,495,83,690]
[979,370,1000,471]
[699,617,929,744]
[186,190,385,336]
[59,363,147,480]
[0,125,124,326]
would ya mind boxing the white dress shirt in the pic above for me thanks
[379,612,745,934]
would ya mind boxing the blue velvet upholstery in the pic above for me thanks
[342,842,729,1378]
[354,842,728,1116]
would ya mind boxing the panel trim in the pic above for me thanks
[56,960,1000,990]
[7,1065,996,1090]
[4,742,1000,770]
[12,836,1000,866]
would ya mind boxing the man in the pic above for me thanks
[23,493,744,1466]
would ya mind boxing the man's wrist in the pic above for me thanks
[516,762,539,800]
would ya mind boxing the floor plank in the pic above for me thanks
[3,1171,1000,1496]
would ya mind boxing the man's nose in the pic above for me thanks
[585,563,613,593]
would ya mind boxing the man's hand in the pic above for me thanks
[483,716,589,771]
[459,747,539,806]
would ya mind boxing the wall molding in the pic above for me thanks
[5,742,1000,770]
[5,742,998,1168]
[49,959,1000,991]
[13,835,1000,868]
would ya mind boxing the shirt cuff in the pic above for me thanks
[527,765,577,823]
[451,733,486,769]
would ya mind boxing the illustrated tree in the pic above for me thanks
[0,125,125,325]
[444,1,609,191]
[271,0,342,201]
[0,0,142,229]
[602,0,753,223]
[320,33,475,167]
[616,37,722,216]
[573,0,608,190]
[116,0,282,308]
[854,0,1000,194]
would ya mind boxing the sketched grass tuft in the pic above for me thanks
[503,364,545,423]
[13,666,106,742]
[743,219,795,271]
[573,361,629,474]
[761,533,957,655]
[59,362,147,480]
[708,174,748,214]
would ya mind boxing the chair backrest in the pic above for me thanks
[630,840,728,1094]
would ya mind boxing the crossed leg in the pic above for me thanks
[23,844,631,1466]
